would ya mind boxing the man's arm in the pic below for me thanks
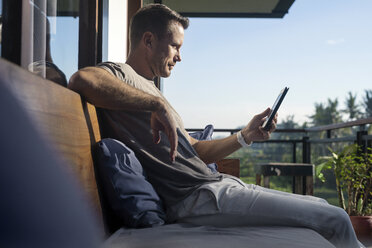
[69,67,162,111]
[190,108,276,164]
[68,66,178,161]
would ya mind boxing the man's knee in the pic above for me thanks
[331,207,353,233]
[336,207,350,223]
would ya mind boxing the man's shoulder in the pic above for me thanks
[97,61,129,81]
[96,62,153,91]
[97,61,126,73]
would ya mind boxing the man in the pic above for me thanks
[68,4,363,248]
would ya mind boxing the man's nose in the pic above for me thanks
[175,51,181,62]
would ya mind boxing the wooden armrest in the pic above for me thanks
[216,159,240,178]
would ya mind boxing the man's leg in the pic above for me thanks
[236,177,329,204]
[168,178,362,248]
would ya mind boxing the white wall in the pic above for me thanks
[106,0,128,63]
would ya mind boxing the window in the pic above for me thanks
[21,0,79,87]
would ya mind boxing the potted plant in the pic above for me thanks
[316,144,372,240]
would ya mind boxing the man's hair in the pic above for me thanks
[129,4,189,50]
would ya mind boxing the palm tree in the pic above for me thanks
[278,115,298,129]
[309,98,341,126]
[309,99,343,156]
[362,89,372,117]
[342,92,361,121]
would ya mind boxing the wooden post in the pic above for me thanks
[263,176,270,189]
[256,174,262,186]
[127,0,142,56]
[292,141,297,163]
[1,0,22,65]
[294,176,303,194]
[78,0,98,68]
[306,176,314,195]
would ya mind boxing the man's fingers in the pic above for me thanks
[259,126,270,140]
[269,122,277,133]
[273,113,278,124]
[258,107,271,118]
[269,113,278,133]
[151,110,178,162]
[168,130,178,162]
[150,114,161,144]
[152,129,161,144]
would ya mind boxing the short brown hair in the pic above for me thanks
[129,4,189,50]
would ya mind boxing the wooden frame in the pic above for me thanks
[1,0,22,65]
[78,0,99,68]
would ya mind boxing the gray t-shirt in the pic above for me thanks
[97,62,223,206]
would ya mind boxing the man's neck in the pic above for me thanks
[126,53,155,80]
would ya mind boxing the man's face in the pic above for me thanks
[150,22,184,78]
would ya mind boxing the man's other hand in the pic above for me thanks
[151,106,178,162]
[241,108,277,144]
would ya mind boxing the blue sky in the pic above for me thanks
[163,0,372,129]
[49,17,79,80]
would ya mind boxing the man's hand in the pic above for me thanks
[241,108,277,144]
[151,105,178,162]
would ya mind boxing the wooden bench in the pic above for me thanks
[0,58,239,236]
[1,58,338,248]
[255,162,314,195]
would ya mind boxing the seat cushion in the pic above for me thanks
[104,224,336,248]
[95,138,166,228]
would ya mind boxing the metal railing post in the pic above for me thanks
[292,141,297,163]
[302,136,311,163]
[356,130,368,154]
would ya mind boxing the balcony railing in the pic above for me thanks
[187,117,372,164]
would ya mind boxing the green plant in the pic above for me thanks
[316,144,372,216]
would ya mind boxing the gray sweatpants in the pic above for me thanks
[167,177,364,248]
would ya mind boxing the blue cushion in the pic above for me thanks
[95,138,166,228]
[189,125,218,173]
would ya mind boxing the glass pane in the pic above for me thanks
[22,0,79,87]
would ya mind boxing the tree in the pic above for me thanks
[278,115,298,129]
[308,98,343,157]
[272,115,301,141]
[362,89,372,118]
[342,92,361,121]
[309,98,342,126]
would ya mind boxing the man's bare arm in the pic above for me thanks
[190,134,241,165]
[68,67,178,161]
[190,108,277,164]
[69,67,163,111]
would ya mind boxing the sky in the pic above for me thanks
[49,16,79,81]
[162,0,372,129]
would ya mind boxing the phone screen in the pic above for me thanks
[262,87,289,131]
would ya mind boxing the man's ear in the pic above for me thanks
[142,32,154,49]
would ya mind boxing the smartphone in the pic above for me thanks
[262,87,289,131]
